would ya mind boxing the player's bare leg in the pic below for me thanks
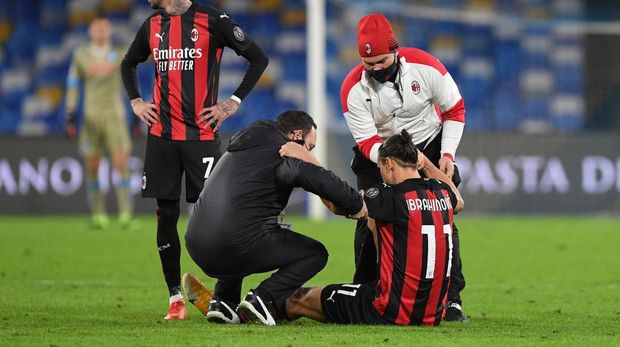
[111,149,134,228]
[285,287,327,322]
[84,154,108,229]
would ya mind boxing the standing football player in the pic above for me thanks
[121,0,268,320]
[65,14,135,229]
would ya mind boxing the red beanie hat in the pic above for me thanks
[357,14,399,57]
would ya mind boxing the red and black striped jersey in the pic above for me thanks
[122,3,255,141]
[364,178,456,326]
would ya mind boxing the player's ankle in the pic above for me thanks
[169,293,184,304]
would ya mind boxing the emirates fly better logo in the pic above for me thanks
[152,45,203,72]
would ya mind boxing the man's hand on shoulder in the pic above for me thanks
[279,142,320,166]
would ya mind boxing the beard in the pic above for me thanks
[149,0,163,9]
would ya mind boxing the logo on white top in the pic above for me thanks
[411,81,421,95]
[155,32,165,42]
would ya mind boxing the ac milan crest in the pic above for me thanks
[191,27,199,42]
[365,43,372,55]
[411,81,421,95]
[142,174,147,190]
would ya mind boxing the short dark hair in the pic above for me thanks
[378,129,418,167]
[276,110,317,135]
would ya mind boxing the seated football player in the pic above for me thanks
[283,130,464,326]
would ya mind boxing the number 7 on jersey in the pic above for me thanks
[203,157,215,178]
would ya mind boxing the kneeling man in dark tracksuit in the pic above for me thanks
[184,110,367,325]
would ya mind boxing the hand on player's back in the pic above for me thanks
[198,98,239,132]
[131,98,159,126]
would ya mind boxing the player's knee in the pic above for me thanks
[310,243,329,272]
[157,199,180,223]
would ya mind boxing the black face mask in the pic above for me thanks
[367,55,398,83]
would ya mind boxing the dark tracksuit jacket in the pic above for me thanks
[185,120,363,278]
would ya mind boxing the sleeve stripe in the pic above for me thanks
[357,134,383,160]
[439,98,465,123]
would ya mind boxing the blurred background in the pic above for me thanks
[0,0,619,215]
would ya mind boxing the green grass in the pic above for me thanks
[0,216,619,346]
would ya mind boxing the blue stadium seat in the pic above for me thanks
[285,0,305,8]
[494,40,521,85]
[493,92,522,129]
[0,106,20,133]
[552,116,583,132]
[403,18,432,50]
[554,64,582,94]
[37,25,66,46]
[35,65,67,88]
[41,0,67,10]
[432,0,464,7]
[464,108,492,130]
[281,53,306,82]
[13,0,39,23]
[5,26,38,65]
[254,14,280,37]
[462,25,492,58]
[523,96,549,121]
[462,77,491,111]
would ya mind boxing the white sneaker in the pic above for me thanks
[206,299,240,324]
[237,290,276,326]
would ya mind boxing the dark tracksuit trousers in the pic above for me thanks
[186,226,328,316]
[351,131,466,305]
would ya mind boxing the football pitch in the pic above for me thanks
[0,216,618,346]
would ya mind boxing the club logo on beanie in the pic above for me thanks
[357,13,399,57]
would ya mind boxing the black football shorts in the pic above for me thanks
[320,283,386,325]
[142,133,221,203]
